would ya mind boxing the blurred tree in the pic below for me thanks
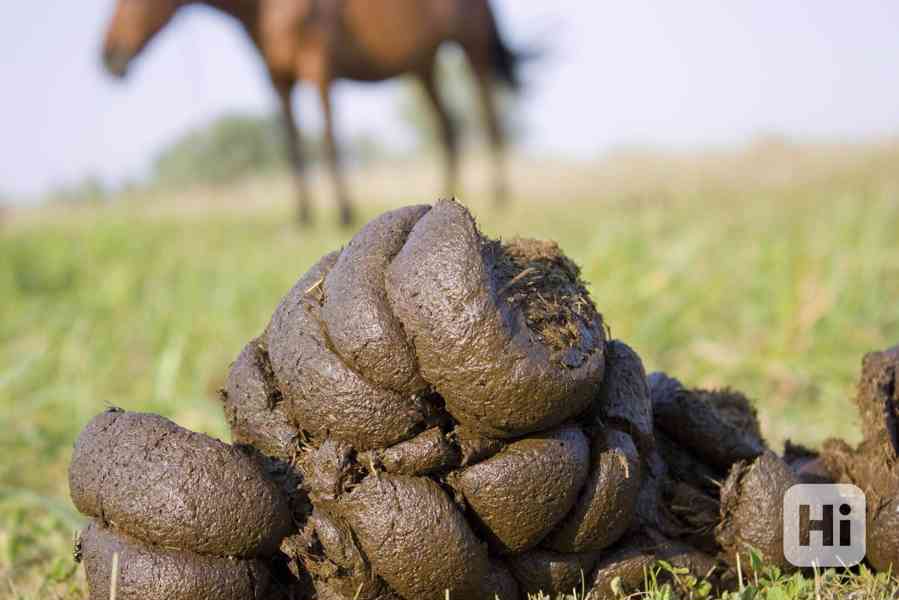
[153,113,292,187]
[46,175,108,205]
[397,46,525,152]
[152,112,391,188]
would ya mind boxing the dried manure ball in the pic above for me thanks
[68,409,293,557]
[78,522,278,600]
[69,409,294,600]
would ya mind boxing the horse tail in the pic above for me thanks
[486,5,521,91]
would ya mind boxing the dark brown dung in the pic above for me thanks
[819,345,899,572]
[321,205,430,396]
[68,410,292,557]
[508,549,599,597]
[783,440,833,484]
[589,534,719,600]
[594,340,654,452]
[485,561,521,600]
[588,537,656,600]
[544,429,641,553]
[716,451,799,570]
[337,473,491,599]
[854,345,899,453]
[654,429,722,492]
[267,252,429,451]
[364,427,459,476]
[867,495,899,573]
[77,202,878,600]
[454,425,591,554]
[489,236,601,364]
[222,338,297,461]
[79,521,276,600]
[452,426,506,466]
[386,199,606,438]
[650,372,765,471]
[307,508,386,600]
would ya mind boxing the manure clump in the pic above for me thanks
[69,410,293,600]
[385,200,606,438]
[68,409,293,557]
[820,345,899,573]
[67,201,899,599]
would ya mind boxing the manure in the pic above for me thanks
[68,409,292,557]
[68,202,897,600]
[716,451,799,570]
[78,521,277,600]
[385,200,606,437]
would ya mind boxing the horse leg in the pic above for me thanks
[417,61,459,199]
[316,79,354,227]
[471,65,508,207]
[274,80,312,225]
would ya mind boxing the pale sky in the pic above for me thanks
[2,1,898,200]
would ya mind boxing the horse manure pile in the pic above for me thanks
[68,201,899,599]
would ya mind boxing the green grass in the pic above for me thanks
[2,141,899,598]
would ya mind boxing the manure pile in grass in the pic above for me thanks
[67,200,899,599]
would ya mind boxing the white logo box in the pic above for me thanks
[783,483,866,568]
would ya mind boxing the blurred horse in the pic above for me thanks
[102,0,521,226]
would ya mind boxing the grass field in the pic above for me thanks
[2,139,899,599]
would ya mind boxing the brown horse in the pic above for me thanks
[102,0,520,226]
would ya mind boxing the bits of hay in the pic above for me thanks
[386,200,606,437]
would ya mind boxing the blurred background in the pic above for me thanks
[2,2,899,597]
[5,1,899,200]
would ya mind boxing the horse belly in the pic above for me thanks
[336,0,451,80]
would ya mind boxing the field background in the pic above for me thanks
[2,139,899,598]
